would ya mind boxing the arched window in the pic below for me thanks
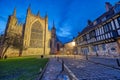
[30,21,43,48]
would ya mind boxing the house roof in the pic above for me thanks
[78,6,115,37]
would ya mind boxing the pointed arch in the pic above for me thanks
[30,21,43,48]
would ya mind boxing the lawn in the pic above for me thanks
[0,56,49,80]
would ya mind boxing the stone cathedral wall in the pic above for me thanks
[4,47,50,57]
[3,8,51,57]
[4,47,20,57]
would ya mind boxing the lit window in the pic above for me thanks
[108,33,110,38]
[108,22,112,30]
[115,19,120,29]
[111,21,115,30]
[117,30,120,35]
[106,34,108,39]
[117,17,120,27]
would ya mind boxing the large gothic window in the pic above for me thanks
[30,21,43,48]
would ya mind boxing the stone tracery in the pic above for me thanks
[30,21,43,48]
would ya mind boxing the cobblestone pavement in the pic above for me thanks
[59,55,120,69]
[62,58,120,80]
[88,55,120,69]
[41,58,69,80]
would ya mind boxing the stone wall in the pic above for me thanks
[4,47,20,57]
[4,47,50,57]
[22,48,50,56]
[78,42,120,56]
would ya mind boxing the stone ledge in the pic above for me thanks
[57,58,78,80]
[64,63,78,80]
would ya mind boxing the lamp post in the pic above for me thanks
[85,51,88,60]
[72,41,75,59]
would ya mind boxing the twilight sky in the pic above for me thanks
[0,0,119,43]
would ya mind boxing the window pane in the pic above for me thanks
[115,19,119,29]
[111,21,115,30]
[117,29,120,35]
[30,21,43,48]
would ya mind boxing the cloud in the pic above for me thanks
[57,23,72,38]
[57,29,71,37]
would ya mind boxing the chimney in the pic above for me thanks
[87,19,92,26]
[105,2,112,11]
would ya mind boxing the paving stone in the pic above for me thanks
[88,56,120,69]
[41,58,62,80]
[41,58,69,80]
[62,58,120,80]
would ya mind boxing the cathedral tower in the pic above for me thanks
[50,21,62,54]
[5,8,17,34]
[50,21,57,54]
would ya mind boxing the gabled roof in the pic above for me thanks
[79,7,115,37]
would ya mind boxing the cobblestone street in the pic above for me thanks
[62,57,120,80]
[88,55,120,69]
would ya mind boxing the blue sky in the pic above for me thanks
[0,0,119,43]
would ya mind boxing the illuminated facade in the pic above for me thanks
[64,40,76,55]
[2,6,52,57]
[75,2,120,56]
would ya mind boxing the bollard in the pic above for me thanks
[4,55,7,59]
[96,52,99,56]
[116,58,120,67]
[62,60,64,72]
[86,55,88,60]
[41,55,44,58]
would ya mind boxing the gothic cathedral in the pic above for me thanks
[1,6,62,57]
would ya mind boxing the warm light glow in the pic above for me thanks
[72,41,75,47]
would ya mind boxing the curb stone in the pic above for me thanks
[64,64,78,80]
[56,58,78,80]
[37,58,50,80]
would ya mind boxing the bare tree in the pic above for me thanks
[12,34,23,56]
[0,31,23,59]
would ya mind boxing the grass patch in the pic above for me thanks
[0,57,49,80]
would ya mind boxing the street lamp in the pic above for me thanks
[72,41,75,47]
[72,41,76,59]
